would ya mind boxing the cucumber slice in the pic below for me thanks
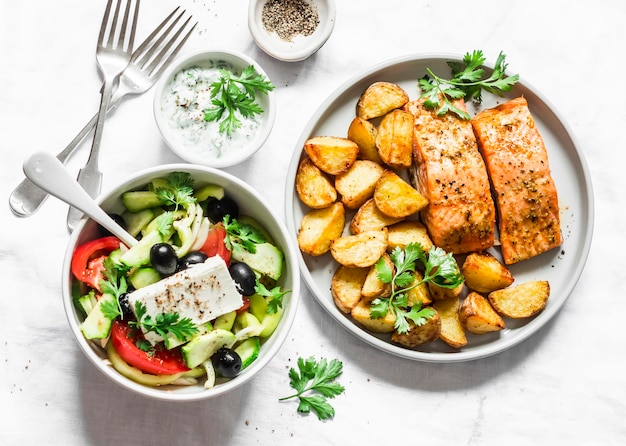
[195,184,225,202]
[260,306,282,338]
[181,329,237,369]
[128,267,161,289]
[234,337,260,369]
[123,209,155,237]
[119,230,162,268]
[236,215,274,244]
[80,293,116,339]
[213,310,237,331]
[122,191,162,213]
[230,242,284,281]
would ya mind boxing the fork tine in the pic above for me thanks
[145,19,197,78]
[98,0,114,46]
[130,7,185,66]
[116,0,139,51]
[106,0,122,47]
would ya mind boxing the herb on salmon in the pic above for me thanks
[419,50,519,119]
[370,243,464,334]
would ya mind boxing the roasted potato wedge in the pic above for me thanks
[349,198,403,234]
[406,270,433,307]
[374,170,429,218]
[297,202,345,256]
[462,252,514,293]
[429,281,464,301]
[459,292,505,335]
[295,157,337,209]
[347,117,383,164]
[386,220,434,253]
[304,136,359,175]
[335,159,385,209]
[361,253,393,300]
[331,265,369,313]
[391,312,441,348]
[433,297,467,348]
[488,280,550,319]
[375,109,414,169]
[356,81,409,120]
[330,229,388,268]
[351,298,396,333]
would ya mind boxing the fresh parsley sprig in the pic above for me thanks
[419,50,519,119]
[100,257,130,320]
[369,243,464,334]
[279,357,345,420]
[203,65,275,136]
[131,301,198,342]
[255,282,290,314]
[156,172,196,210]
[222,215,266,254]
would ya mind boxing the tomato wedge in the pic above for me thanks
[71,236,121,291]
[199,223,231,264]
[110,320,190,375]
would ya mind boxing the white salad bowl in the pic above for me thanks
[153,49,276,168]
[248,0,336,62]
[62,164,300,401]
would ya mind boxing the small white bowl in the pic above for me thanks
[153,49,276,167]
[248,0,336,62]
[63,164,300,401]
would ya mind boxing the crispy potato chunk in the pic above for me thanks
[386,220,434,253]
[406,270,433,307]
[428,281,464,301]
[488,280,550,319]
[297,202,345,256]
[459,292,505,334]
[375,109,414,169]
[349,198,403,234]
[330,229,388,268]
[374,170,429,218]
[351,298,396,333]
[391,312,441,348]
[361,253,392,300]
[304,136,359,175]
[356,81,409,120]
[433,297,467,348]
[462,252,514,293]
[335,160,384,209]
[347,117,383,164]
[295,157,337,209]
[331,265,369,313]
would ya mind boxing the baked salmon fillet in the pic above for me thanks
[471,96,562,265]
[406,99,496,254]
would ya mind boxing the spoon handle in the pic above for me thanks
[23,152,137,247]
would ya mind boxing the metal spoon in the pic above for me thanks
[23,152,137,248]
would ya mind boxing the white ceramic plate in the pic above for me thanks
[284,53,594,363]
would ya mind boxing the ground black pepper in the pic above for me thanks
[261,0,320,42]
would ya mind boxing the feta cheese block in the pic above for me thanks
[128,255,243,345]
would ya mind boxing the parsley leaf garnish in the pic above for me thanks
[203,65,275,136]
[156,172,196,210]
[255,282,290,314]
[369,243,464,334]
[279,357,345,421]
[419,50,519,119]
[131,301,199,342]
[222,215,266,253]
[99,257,130,320]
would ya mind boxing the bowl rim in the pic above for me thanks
[153,48,276,167]
[247,0,337,62]
[62,163,300,401]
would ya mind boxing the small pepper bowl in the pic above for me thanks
[248,0,336,62]
[153,48,276,168]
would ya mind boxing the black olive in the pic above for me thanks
[205,196,239,223]
[178,251,208,271]
[150,243,178,276]
[228,262,257,296]
[118,293,134,320]
[211,347,242,378]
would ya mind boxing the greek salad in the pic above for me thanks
[71,172,290,388]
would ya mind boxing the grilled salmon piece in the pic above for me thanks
[471,96,561,265]
[406,99,496,254]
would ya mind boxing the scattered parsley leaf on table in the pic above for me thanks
[419,50,519,119]
[279,357,345,420]
[203,65,275,136]
[370,242,464,334]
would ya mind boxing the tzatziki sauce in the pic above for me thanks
[161,60,261,161]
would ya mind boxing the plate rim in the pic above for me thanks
[284,52,595,363]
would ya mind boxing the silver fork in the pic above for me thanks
[8,7,196,218]
[66,0,140,231]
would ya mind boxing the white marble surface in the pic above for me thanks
[1,0,624,444]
